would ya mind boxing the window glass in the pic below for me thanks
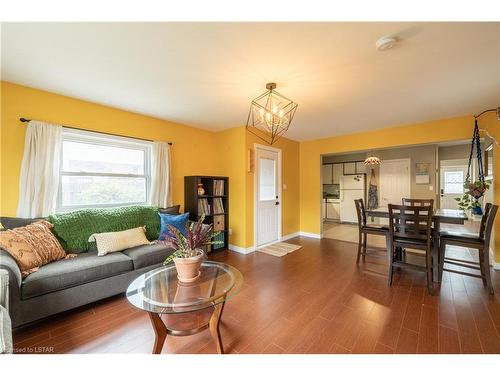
[58,131,150,210]
[443,171,464,194]
[62,141,145,174]
[259,157,276,200]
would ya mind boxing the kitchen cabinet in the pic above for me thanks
[326,200,340,220]
[332,164,343,184]
[322,164,333,184]
[355,162,366,174]
[343,162,356,175]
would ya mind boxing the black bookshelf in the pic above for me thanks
[184,176,229,252]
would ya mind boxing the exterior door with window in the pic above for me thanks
[255,146,281,247]
[440,165,467,209]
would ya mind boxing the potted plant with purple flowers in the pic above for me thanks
[160,214,222,283]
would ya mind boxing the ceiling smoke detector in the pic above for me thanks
[376,36,398,51]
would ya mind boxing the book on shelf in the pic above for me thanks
[197,198,211,215]
[213,198,225,214]
[213,179,225,196]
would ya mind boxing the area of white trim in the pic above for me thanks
[298,231,321,239]
[228,244,255,255]
[281,232,300,241]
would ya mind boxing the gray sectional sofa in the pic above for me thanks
[0,216,176,328]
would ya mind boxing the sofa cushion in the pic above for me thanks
[21,251,133,299]
[48,205,161,253]
[0,217,44,230]
[0,220,69,278]
[122,243,174,269]
[89,226,151,256]
[159,205,180,215]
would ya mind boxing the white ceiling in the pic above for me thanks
[2,22,499,141]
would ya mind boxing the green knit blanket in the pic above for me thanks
[48,206,160,253]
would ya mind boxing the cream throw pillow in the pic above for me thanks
[89,226,150,256]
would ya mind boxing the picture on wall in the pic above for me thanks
[415,162,431,184]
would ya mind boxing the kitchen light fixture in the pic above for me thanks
[246,82,298,145]
[364,156,381,165]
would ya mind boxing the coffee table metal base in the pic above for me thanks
[148,301,226,354]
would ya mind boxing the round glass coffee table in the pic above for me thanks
[126,261,243,354]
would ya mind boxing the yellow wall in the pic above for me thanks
[2,82,498,259]
[0,81,220,218]
[212,127,301,249]
[299,114,500,261]
[0,81,301,250]
[213,127,247,247]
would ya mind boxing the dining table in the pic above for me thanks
[365,207,468,280]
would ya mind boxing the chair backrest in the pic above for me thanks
[480,203,498,244]
[354,199,367,228]
[388,204,433,246]
[401,198,434,209]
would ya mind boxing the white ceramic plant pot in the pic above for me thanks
[173,250,204,283]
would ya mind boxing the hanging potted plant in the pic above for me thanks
[455,118,490,216]
[455,179,490,215]
[160,214,222,283]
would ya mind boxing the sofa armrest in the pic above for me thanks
[0,270,8,310]
[0,250,21,305]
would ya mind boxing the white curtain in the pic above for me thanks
[149,141,172,208]
[16,121,62,218]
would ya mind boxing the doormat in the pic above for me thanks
[257,242,302,257]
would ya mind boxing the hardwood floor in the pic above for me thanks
[12,236,500,354]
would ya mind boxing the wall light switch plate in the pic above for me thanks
[228,228,233,235]
[283,184,287,190]
[429,186,433,191]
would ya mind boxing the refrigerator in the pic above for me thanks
[340,174,366,223]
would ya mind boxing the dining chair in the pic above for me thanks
[354,199,389,264]
[388,204,434,294]
[438,203,498,294]
[402,198,434,208]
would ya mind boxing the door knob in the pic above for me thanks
[275,202,280,205]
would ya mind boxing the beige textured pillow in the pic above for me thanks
[89,226,150,256]
[0,220,71,277]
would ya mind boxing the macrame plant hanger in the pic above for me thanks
[465,118,486,215]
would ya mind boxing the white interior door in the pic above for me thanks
[255,146,281,247]
[440,164,468,209]
[379,159,410,207]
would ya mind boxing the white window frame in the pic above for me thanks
[57,128,152,211]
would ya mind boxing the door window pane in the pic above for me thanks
[259,158,276,200]
[443,171,464,194]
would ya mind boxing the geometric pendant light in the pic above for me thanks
[246,82,298,145]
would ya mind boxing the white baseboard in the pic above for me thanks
[298,231,321,239]
[228,231,320,255]
[281,232,300,241]
[228,244,255,255]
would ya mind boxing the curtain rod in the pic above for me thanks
[19,118,172,145]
